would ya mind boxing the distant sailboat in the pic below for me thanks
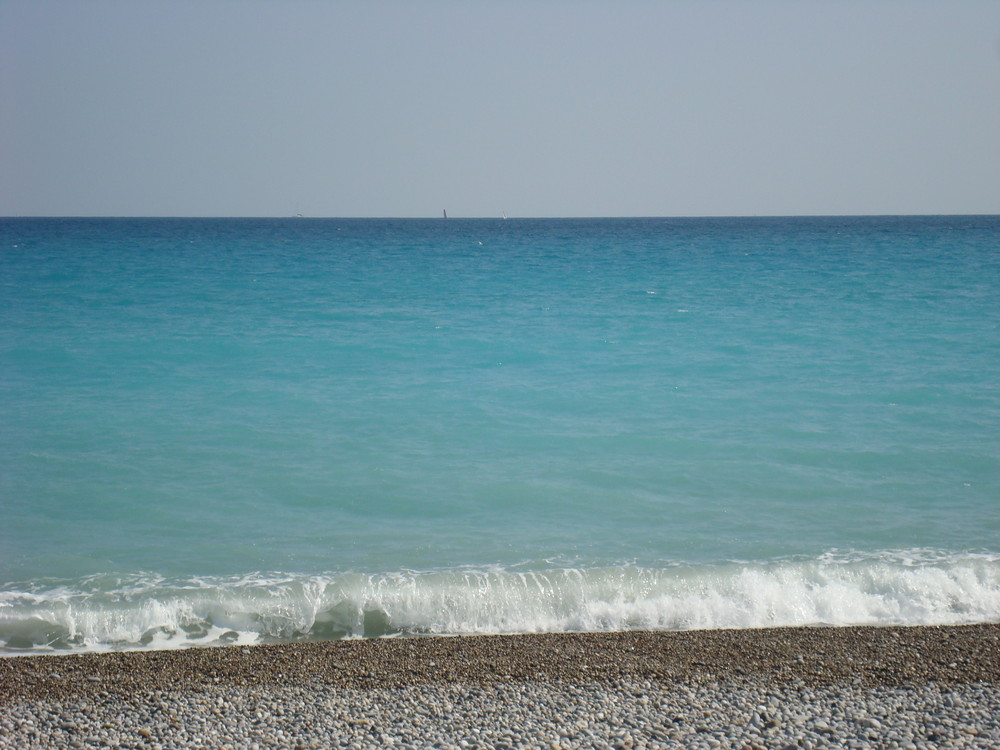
[443,209,448,219]
[502,212,508,220]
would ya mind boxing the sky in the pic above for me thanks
[1,1,998,218]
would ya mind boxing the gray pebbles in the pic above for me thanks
[2,625,999,749]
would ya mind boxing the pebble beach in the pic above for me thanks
[2,624,999,749]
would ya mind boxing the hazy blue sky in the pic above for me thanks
[2,1,998,217]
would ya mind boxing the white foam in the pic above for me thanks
[2,550,998,655]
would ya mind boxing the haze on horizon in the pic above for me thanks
[1,1,998,219]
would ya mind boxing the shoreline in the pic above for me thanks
[4,623,999,703]
[3,625,999,749]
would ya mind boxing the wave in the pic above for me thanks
[2,550,999,655]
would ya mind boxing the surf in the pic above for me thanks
[3,550,998,655]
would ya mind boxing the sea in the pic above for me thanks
[1,215,998,656]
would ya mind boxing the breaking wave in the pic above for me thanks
[2,550,999,655]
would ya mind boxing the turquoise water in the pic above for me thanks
[2,216,999,653]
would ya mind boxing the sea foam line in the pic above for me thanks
[2,551,998,655]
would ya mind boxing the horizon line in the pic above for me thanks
[3,212,998,220]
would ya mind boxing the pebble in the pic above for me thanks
[3,626,999,748]
[0,678,998,749]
